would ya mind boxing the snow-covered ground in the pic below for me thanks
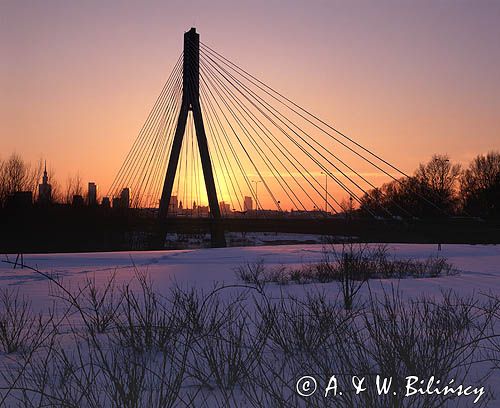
[1,243,499,407]
[1,243,499,306]
[164,231,338,248]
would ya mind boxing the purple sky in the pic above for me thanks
[1,0,499,199]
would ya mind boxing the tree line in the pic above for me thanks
[1,151,499,218]
[0,153,86,207]
[360,151,500,218]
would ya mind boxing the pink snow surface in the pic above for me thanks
[1,244,499,307]
[0,243,499,406]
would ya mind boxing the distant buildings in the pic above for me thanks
[110,188,130,209]
[87,182,97,206]
[7,160,137,212]
[38,162,52,204]
[243,196,253,212]
[112,197,121,209]
[169,196,179,213]
[195,204,209,216]
[220,201,231,215]
[120,188,130,209]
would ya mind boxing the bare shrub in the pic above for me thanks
[2,262,496,408]
[247,245,458,296]
[184,287,266,391]
[303,288,495,407]
[115,270,179,352]
[0,288,44,354]
[412,255,456,277]
[81,272,123,334]
[235,260,289,286]
[14,330,191,408]
[289,264,316,284]
[320,243,372,309]
[234,259,266,288]
[241,354,307,408]
[257,292,353,356]
[9,272,192,407]
[265,265,289,285]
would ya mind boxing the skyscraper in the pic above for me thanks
[88,182,97,206]
[101,197,111,208]
[120,188,130,209]
[220,201,231,215]
[38,161,52,204]
[112,197,121,209]
[243,196,253,211]
[169,195,178,213]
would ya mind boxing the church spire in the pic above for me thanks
[42,160,48,184]
[38,159,52,204]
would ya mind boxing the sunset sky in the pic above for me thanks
[1,0,499,209]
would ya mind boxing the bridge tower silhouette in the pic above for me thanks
[158,28,226,246]
[108,28,450,249]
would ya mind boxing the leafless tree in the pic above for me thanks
[339,196,356,216]
[361,154,462,217]
[46,167,63,203]
[0,154,42,206]
[460,151,500,216]
[0,159,4,205]
[64,173,83,204]
[416,154,461,199]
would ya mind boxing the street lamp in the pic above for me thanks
[321,171,328,214]
[252,180,261,211]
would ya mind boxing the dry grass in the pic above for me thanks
[0,259,496,408]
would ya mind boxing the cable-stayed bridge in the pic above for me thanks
[108,28,446,247]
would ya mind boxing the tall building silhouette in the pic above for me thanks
[244,196,253,211]
[72,195,84,207]
[120,188,130,209]
[112,197,121,209]
[88,182,97,206]
[169,195,179,213]
[101,197,111,208]
[220,201,231,215]
[38,161,52,204]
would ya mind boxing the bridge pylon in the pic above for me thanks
[159,28,226,247]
